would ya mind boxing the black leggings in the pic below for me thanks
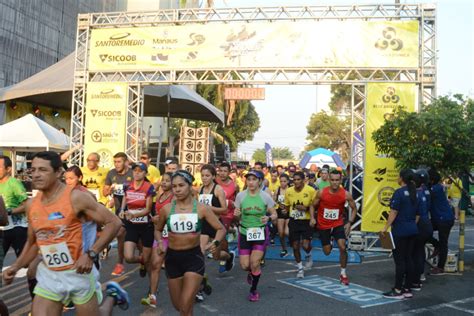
[413,220,433,283]
[429,220,454,268]
[392,235,416,290]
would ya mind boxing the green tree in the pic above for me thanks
[372,95,474,176]
[196,84,260,152]
[305,111,351,161]
[252,147,295,162]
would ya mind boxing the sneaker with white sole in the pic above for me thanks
[296,268,304,278]
[305,254,313,269]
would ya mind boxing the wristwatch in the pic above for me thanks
[212,240,220,247]
[87,249,99,261]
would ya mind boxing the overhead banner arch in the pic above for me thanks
[88,20,419,71]
[70,4,436,249]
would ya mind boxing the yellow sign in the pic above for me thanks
[361,83,417,233]
[84,82,128,168]
[89,20,419,71]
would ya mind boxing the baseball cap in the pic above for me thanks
[131,162,148,172]
[245,170,263,179]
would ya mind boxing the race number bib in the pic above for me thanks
[40,242,74,269]
[129,209,149,223]
[162,225,169,238]
[277,195,285,204]
[88,188,100,201]
[199,194,213,206]
[246,227,265,241]
[323,208,340,220]
[113,184,124,196]
[169,213,199,233]
[290,209,307,220]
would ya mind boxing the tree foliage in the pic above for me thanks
[252,147,295,162]
[372,95,474,176]
[196,84,260,152]
[305,111,351,161]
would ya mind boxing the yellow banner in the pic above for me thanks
[361,83,417,232]
[89,20,419,71]
[84,82,128,168]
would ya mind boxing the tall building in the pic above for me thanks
[0,0,123,89]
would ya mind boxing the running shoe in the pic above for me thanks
[225,251,235,272]
[260,258,266,267]
[139,264,147,277]
[339,274,349,286]
[111,263,125,276]
[305,254,313,269]
[420,273,426,282]
[218,261,226,273]
[207,253,214,259]
[410,284,422,292]
[296,268,304,279]
[248,291,260,302]
[105,281,130,310]
[430,267,446,276]
[195,291,204,303]
[402,288,413,298]
[247,272,253,285]
[382,288,404,299]
[202,276,212,295]
[141,293,157,308]
[280,250,288,258]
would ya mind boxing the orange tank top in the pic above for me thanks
[29,185,83,271]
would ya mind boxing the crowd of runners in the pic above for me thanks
[0,150,459,315]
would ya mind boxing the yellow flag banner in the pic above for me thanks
[89,20,419,71]
[84,82,128,168]
[361,83,417,233]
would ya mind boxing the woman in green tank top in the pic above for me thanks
[234,170,277,302]
[154,170,225,316]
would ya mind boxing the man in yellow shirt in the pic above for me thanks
[140,151,161,187]
[81,152,109,205]
[447,176,462,220]
[284,171,316,278]
[268,169,280,195]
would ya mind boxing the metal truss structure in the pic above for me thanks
[70,5,436,248]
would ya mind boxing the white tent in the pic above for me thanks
[0,113,70,152]
[0,53,224,123]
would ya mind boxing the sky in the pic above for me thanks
[212,0,474,160]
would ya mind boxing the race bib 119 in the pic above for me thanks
[169,213,199,233]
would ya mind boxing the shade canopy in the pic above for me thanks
[0,114,70,152]
[300,148,346,169]
[0,53,224,123]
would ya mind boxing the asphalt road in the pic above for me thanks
[2,218,474,316]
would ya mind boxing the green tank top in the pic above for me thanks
[240,192,267,235]
[166,199,202,234]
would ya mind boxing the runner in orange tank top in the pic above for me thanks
[313,169,358,286]
[2,152,127,316]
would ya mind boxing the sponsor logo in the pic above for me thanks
[377,186,395,207]
[95,32,145,47]
[375,27,403,51]
[379,210,390,221]
[90,89,122,100]
[98,54,137,63]
[373,168,386,182]
[91,131,120,143]
[187,33,205,46]
[382,87,400,104]
[90,109,122,118]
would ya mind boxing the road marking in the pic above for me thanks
[274,258,392,274]
[390,297,474,315]
[200,304,218,313]
[278,275,401,308]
